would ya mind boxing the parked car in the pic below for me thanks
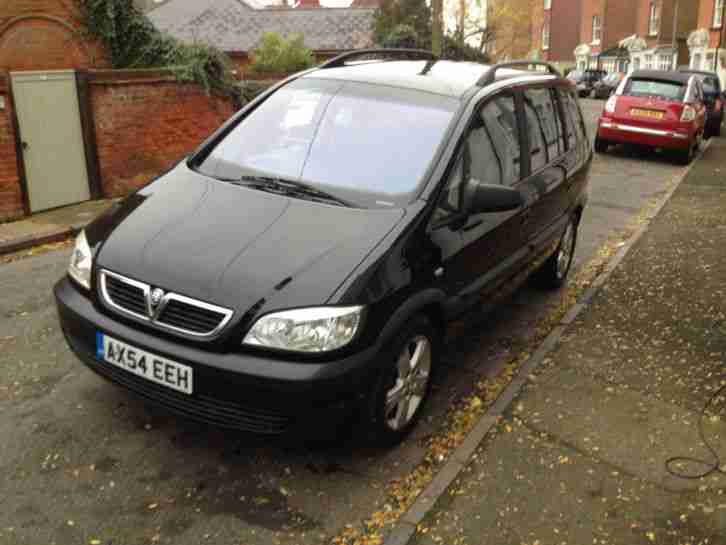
[569,69,607,98]
[55,53,591,445]
[679,69,724,137]
[595,70,706,164]
[593,72,625,99]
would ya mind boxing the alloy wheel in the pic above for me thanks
[385,335,432,431]
[556,221,576,280]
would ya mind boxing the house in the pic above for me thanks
[620,0,698,73]
[574,0,637,70]
[147,0,377,75]
[531,0,582,69]
[687,0,726,85]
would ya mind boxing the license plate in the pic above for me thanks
[96,332,193,394]
[631,108,664,120]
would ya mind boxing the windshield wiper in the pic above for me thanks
[232,175,353,208]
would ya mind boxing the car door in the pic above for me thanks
[429,92,529,316]
[520,86,570,259]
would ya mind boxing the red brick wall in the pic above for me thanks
[0,0,110,71]
[604,0,638,49]
[696,0,723,48]
[88,71,236,197]
[550,0,582,61]
[0,73,23,221]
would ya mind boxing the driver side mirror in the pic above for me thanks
[466,181,524,215]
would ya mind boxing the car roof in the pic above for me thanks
[300,59,559,99]
[680,69,718,77]
[629,70,693,85]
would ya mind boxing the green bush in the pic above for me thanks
[80,0,239,100]
[249,33,315,75]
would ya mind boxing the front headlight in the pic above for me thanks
[243,306,363,353]
[68,230,93,290]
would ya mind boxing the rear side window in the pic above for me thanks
[702,76,719,93]
[559,89,587,150]
[481,95,521,185]
[624,78,686,101]
[524,88,563,163]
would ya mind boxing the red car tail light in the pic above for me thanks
[681,105,696,122]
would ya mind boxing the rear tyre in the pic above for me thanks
[594,137,609,153]
[533,215,578,290]
[677,138,696,165]
[367,315,438,446]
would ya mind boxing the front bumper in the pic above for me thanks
[55,277,381,436]
[597,120,692,150]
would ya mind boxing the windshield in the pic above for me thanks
[568,71,583,82]
[624,78,686,101]
[195,79,458,208]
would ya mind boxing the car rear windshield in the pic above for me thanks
[195,78,459,208]
[623,78,686,101]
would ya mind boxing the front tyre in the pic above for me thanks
[368,315,437,446]
[534,215,578,290]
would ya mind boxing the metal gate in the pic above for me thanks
[11,71,90,212]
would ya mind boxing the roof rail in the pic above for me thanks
[477,61,561,87]
[318,48,438,70]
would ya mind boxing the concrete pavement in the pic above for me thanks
[409,131,726,545]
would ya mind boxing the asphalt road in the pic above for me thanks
[0,99,692,545]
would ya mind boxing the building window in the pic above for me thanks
[658,54,672,70]
[633,57,641,70]
[648,2,659,35]
[544,0,551,9]
[707,52,716,70]
[645,54,653,69]
[692,53,702,69]
[592,15,602,43]
[715,0,725,28]
[542,22,550,50]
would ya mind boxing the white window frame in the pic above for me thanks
[692,52,702,69]
[648,2,659,36]
[658,54,672,70]
[592,15,602,44]
[715,0,725,28]
[644,54,653,69]
[542,22,550,50]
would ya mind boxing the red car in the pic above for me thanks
[595,70,706,164]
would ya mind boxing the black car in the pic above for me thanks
[55,52,591,445]
[593,72,624,99]
[679,69,724,137]
[569,69,606,98]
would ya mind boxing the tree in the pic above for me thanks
[373,0,431,49]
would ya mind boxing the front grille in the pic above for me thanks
[85,356,292,434]
[99,270,233,338]
[104,274,147,317]
[157,299,228,334]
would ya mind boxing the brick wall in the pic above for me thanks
[603,0,638,50]
[550,0,582,62]
[0,73,23,221]
[88,70,236,197]
[0,0,109,71]
[697,0,723,48]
